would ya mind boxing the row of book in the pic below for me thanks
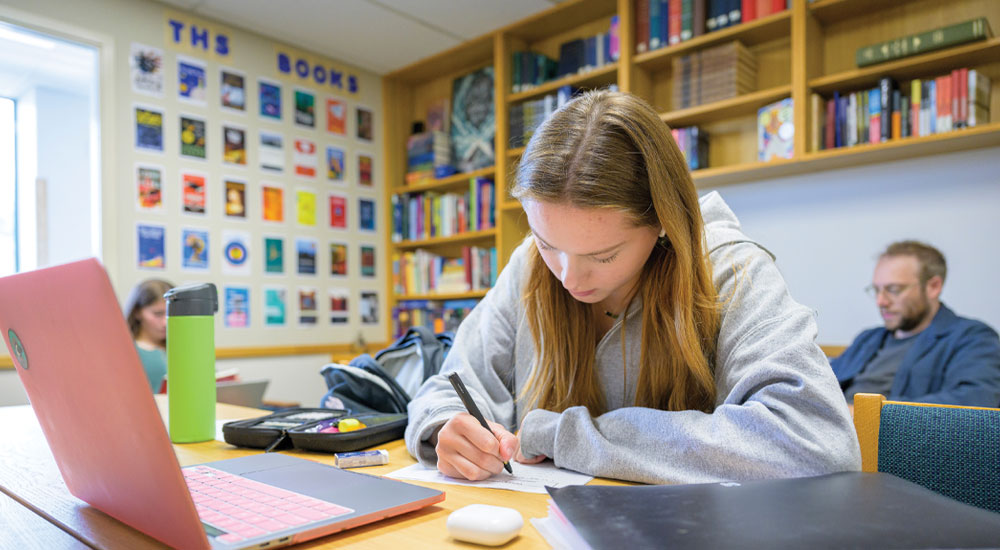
[392,299,480,338]
[635,0,789,53]
[856,17,992,68]
[390,178,496,243]
[509,85,579,149]
[511,15,621,94]
[817,69,992,151]
[405,130,453,182]
[392,246,497,296]
[672,41,757,109]
[671,126,710,170]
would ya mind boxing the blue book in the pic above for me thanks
[833,91,842,148]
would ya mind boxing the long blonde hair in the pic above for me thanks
[512,90,719,414]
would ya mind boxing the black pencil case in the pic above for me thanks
[222,408,348,452]
[221,408,407,453]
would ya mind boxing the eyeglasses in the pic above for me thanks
[864,284,914,298]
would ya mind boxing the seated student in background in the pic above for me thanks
[832,241,1000,409]
[404,90,860,484]
[123,279,174,393]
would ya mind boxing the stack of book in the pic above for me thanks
[509,85,579,148]
[855,18,992,68]
[405,131,434,185]
[390,177,495,242]
[671,126,710,170]
[392,298,480,338]
[672,41,757,109]
[635,0,789,53]
[392,246,497,296]
[816,69,991,151]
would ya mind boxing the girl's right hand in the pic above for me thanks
[434,412,519,481]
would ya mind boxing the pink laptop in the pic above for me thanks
[0,259,444,549]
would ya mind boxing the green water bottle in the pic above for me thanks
[164,283,218,443]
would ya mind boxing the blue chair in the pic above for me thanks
[854,393,1000,514]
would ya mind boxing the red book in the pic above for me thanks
[743,0,757,23]
[825,99,836,150]
[669,0,682,45]
[756,0,773,18]
[772,0,785,13]
[636,0,650,53]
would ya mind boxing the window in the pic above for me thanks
[0,97,13,275]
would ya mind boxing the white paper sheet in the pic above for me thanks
[386,461,593,494]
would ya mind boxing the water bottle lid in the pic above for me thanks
[164,283,218,316]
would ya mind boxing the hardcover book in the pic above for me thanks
[757,97,793,161]
[450,67,495,173]
[856,18,992,68]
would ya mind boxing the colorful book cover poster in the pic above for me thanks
[329,193,347,229]
[180,115,206,159]
[181,227,209,271]
[360,291,379,324]
[259,78,281,120]
[130,43,163,97]
[757,97,795,162]
[293,138,317,177]
[356,106,373,142]
[330,243,348,276]
[296,237,317,275]
[224,286,250,328]
[182,171,207,215]
[296,189,316,226]
[225,179,247,219]
[326,146,345,182]
[177,57,207,104]
[223,124,247,165]
[136,164,163,211]
[264,236,285,274]
[264,286,287,327]
[134,105,163,153]
[360,245,376,277]
[220,68,246,112]
[329,288,349,324]
[358,153,373,187]
[221,229,251,276]
[298,287,318,326]
[451,66,495,172]
[359,198,376,231]
[326,97,347,135]
[294,89,315,128]
[137,224,165,269]
[260,131,284,172]
[261,183,284,222]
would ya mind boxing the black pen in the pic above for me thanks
[448,372,513,474]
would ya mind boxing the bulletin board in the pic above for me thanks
[120,9,385,349]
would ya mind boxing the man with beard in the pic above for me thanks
[832,241,1000,411]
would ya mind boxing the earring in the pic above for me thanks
[657,229,669,249]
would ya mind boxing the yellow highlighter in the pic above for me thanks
[337,418,367,432]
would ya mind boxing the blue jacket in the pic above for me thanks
[831,303,1000,407]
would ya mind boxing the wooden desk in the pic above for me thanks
[0,397,619,548]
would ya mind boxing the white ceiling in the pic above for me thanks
[155,0,564,75]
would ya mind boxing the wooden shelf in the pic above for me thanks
[394,228,498,250]
[693,122,1000,187]
[809,38,1000,94]
[507,146,526,158]
[808,0,908,25]
[396,290,489,301]
[661,85,791,127]
[392,165,496,195]
[501,200,523,212]
[509,63,618,103]
[386,34,493,83]
[501,0,618,42]
[634,10,792,71]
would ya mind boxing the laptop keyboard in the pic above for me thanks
[183,465,354,545]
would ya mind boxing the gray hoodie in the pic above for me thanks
[404,191,861,484]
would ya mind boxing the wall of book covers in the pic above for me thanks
[120,6,385,347]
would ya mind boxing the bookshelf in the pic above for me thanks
[382,0,1000,342]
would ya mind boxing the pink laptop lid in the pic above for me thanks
[0,259,210,549]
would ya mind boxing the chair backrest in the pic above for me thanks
[853,393,1000,514]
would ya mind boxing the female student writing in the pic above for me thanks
[123,279,173,393]
[404,90,860,483]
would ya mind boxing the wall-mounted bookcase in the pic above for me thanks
[382,0,1000,342]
